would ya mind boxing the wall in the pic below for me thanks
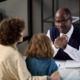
[0,0,79,53]
[32,0,79,34]
[0,0,28,53]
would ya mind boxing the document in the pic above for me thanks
[55,60,66,68]
[55,60,80,68]
[65,70,80,80]
[65,60,80,68]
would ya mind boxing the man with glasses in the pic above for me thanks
[47,8,80,61]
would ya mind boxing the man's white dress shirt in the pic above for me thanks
[47,25,80,61]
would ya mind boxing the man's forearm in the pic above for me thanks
[64,45,80,61]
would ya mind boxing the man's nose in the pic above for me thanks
[58,23,64,28]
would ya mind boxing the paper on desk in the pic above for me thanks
[55,60,66,68]
[65,60,80,68]
[65,70,80,80]
[55,60,80,68]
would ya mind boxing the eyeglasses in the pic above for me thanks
[55,17,71,25]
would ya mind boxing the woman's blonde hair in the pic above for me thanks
[25,33,54,58]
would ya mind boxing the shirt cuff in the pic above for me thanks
[64,45,73,54]
[52,45,59,57]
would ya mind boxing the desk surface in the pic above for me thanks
[55,60,80,80]
[59,68,80,80]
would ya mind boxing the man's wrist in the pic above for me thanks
[54,44,59,49]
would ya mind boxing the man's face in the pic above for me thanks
[55,11,72,34]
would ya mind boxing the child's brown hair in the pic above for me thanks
[25,33,54,58]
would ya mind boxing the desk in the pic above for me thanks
[59,68,80,80]
[56,60,80,80]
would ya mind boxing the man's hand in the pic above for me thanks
[54,35,67,49]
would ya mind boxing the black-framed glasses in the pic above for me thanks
[55,17,71,25]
